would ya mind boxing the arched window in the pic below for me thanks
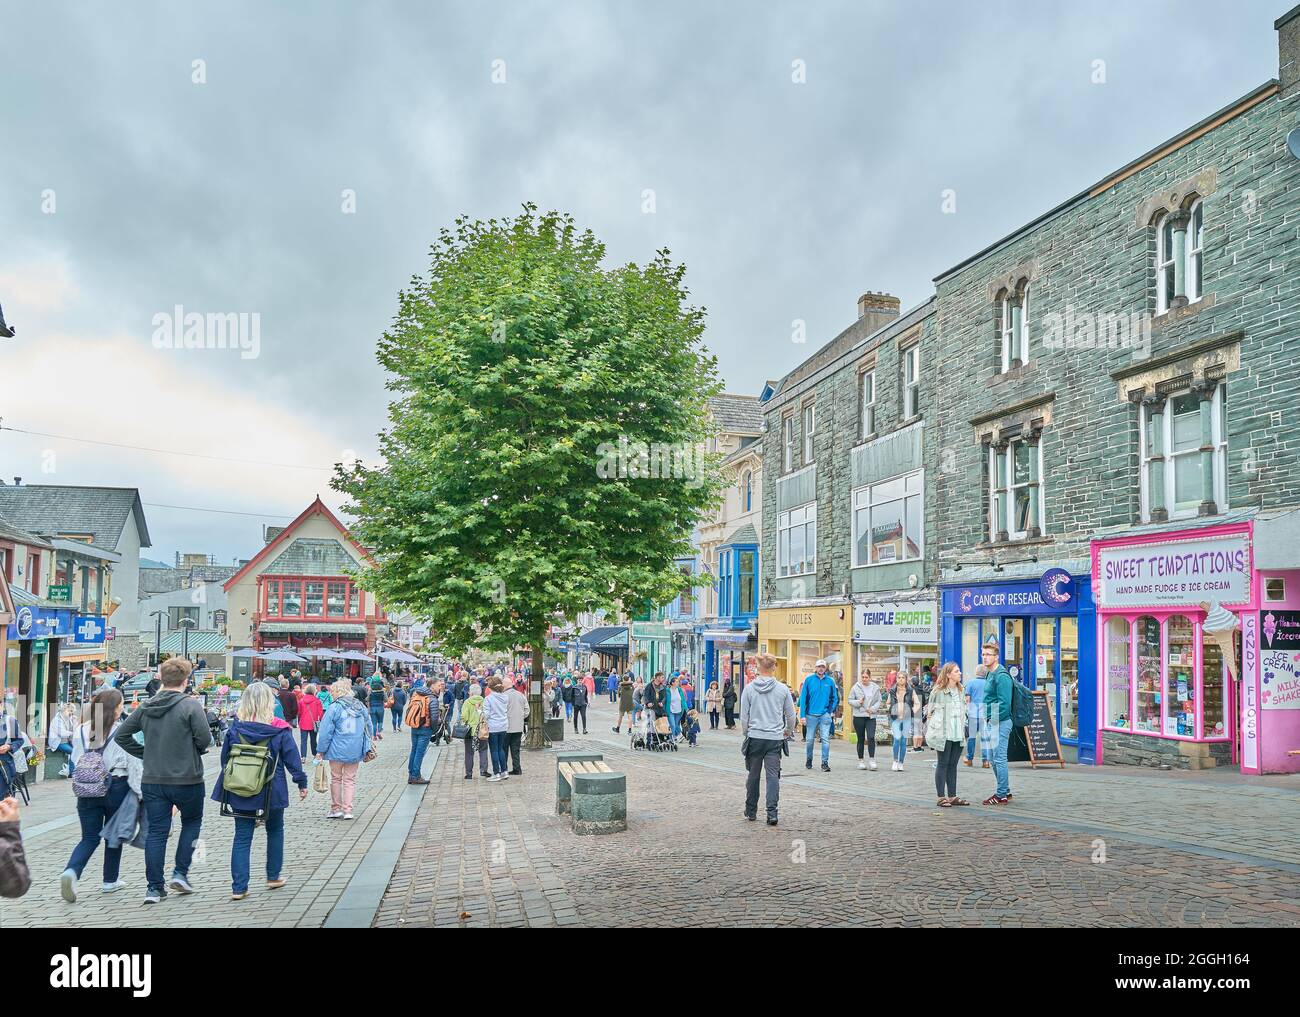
[741,470,752,512]
[1155,198,1204,314]
[1156,213,1176,314]
[998,284,1030,372]
[1187,198,1204,302]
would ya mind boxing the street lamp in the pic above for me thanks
[149,610,165,668]
[179,617,198,663]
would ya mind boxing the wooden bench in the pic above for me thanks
[554,753,609,815]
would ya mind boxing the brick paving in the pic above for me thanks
[379,697,1300,928]
[0,723,419,928]
[6,696,1298,928]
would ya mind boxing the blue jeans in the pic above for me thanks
[966,715,992,762]
[370,705,386,734]
[668,711,682,739]
[56,742,75,776]
[66,775,130,882]
[890,719,909,763]
[805,714,831,764]
[487,731,508,775]
[142,782,206,896]
[391,706,402,730]
[230,807,284,893]
[408,728,432,779]
[992,718,1013,796]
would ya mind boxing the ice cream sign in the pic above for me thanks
[1096,533,1250,609]
[1260,609,1300,711]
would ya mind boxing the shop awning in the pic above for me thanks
[157,630,229,654]
[258,622,367,635]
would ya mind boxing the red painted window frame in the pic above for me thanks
[259,575,367,621]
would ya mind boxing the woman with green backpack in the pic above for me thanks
[211,682,308,901]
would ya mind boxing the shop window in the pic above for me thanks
[327,581,346,617]
[1104,617,1132,729]
[266,580,281,616]
[1201,621,1232,740]
[858,369,876,438]
[1003,619,1025,679]
[777,503,816,577]
[852,471,923,567]
[718,550,732,616]
[1035,617,1056,715]
[305,582,325,617]
[1139,384,1227,521]
[283,582,302,617]
[1059,617,1079,741]
[1166,615,1195,737]
[1134,615,1162,733]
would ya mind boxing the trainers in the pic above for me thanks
[858,762,867,770]
[805,761,813,770]
[231,890,249,901]
[868,760,877,771]
[266,877,287,890]
[890,761,898,771]
[487,774,501,783]
[60,868,78,903]
[143,890,164,905]
[326,810,344,818]
[342,813,354,820]
[766,815,778,826]
[169,874,195,895]
[982,794,1010,806]
[102,880,128,894]
[409,778,429,785]
[612,727,620,733]
[982,761,990,768]
[963,758,973,767]
[821,762,831,772]
[743,811,756,822]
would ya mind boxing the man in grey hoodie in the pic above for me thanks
[115,656,212,904]
[740,653,796,826]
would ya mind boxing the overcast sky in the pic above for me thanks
[0,0,1285,563]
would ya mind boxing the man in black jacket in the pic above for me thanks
[570,678,589,735]
[115,657,211,905]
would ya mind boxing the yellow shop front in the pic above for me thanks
[758,601,853,736]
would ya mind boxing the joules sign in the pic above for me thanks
[1097,534,1251,609]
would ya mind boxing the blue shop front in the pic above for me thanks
[939,568,1097,764]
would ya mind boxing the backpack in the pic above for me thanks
[222,732,276,799]
[1010,676,1034,728]
[404,693,429,729]
[72,727,111,798]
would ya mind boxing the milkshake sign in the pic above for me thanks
[1096,534,1251,609]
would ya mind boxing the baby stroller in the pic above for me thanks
[631,710,676,753]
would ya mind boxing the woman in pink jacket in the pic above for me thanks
[296,684,325,759]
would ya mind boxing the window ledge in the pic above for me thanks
[974,535,1055,552]
[1153,292,1215,329]
[987,362,1036,388]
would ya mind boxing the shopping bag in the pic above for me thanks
[311,759,330,793]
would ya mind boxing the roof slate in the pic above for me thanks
[0,485,150,551]
[708,394,763,436]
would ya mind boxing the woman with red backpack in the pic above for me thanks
[59,688,133,903]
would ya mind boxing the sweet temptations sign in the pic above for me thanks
[1096,533,1251,610]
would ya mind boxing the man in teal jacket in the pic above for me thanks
[981,638,1014,805]
[798,660,840,772]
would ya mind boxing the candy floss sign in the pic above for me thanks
[1097,534,1251,609]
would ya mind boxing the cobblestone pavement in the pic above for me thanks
[378,697,1300,928]
[0,723,420,928]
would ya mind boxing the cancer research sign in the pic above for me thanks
[1097,534,1251,610]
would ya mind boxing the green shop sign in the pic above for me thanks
[47,585,72,603]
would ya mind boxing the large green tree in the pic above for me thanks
[334,206,721,747]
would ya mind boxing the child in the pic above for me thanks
[684,709,701,748]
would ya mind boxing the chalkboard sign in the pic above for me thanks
[1025,689,1064,767]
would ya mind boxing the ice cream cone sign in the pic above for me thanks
[1200,600,1240,682]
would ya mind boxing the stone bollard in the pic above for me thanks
[543,718,566,744]
[570,772,627,835]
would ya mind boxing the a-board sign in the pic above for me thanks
[1007,689,1065,767]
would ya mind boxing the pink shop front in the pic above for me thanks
[1091,517,1300,774]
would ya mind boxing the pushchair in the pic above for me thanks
[631,710,676,753]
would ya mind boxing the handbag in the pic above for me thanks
[654,716,669,735]
[311,759,330,793]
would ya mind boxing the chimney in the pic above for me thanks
[1279,5,1300,97]
[856,291,901,333]
[12,477,21,487]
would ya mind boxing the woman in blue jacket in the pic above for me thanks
[211,683,308,900]
[315,679,373,820]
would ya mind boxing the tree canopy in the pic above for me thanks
[334,205,721,659]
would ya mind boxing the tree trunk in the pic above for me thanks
[526,639,546,750]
